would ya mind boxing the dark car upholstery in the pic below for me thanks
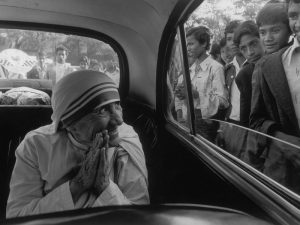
[0,105,53,218]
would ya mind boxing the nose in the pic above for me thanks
[247,46,255,57]
[109,104,123,126]
[264,32,273,42]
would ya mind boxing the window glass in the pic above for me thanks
[166,0,300,197]
[167,33,190,129]
[0,29,119,105]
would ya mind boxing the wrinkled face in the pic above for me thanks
[56,50,67,64]
[239,34,264,63]
[220,45,234,64]
[226,32,240,56]
[67,101,123,146]
[186,35,207,59]
[288,1,300,42]
[259,23,290,54]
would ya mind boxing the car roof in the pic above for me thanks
[0,0,184,108]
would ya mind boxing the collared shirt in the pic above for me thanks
[6,123,149,218]
[55,63,73,82]
[190,56,228,118]
[46,63,75,85]
[229,56,242,121]
[282,37,300,128]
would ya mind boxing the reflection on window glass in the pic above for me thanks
[0,29,119,88]
[216,122,300,195]
[178,0,300,196]
[167,34,190,129]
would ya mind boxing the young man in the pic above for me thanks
[256,0,292,54]
[219,37,233,66]
[233,21,264,127]
[46,46,74,85]
[248,0,300,193]
[175,26,228,121]
[27,52,47,79]
[250,0,300,138]
[224,20,246,124]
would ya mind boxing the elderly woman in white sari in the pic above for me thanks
[6,71,149,218]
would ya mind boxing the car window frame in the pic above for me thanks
[158,2,300,217]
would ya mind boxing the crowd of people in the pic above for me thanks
[0,45,120,85]
[171,0,300,193]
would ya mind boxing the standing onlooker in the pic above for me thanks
[78,55,90,70]
[105,61,120,86]
[27,52,47,79]
[175,26,228,120]
[219,37,234,66]
[224,20,246,125]
[45,46,74,85]
[249,0,300,193]
[233,21,264,127]
[250,0,300,137]
[256,0,292,54]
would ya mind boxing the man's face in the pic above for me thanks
[39,56,45,65]
[220,45,234,64]
[226,32,240,56]
[186,35,207,59]
[288,1,300,42]
[56,50,67,64]
[239,34,264,63]
[69,102,123,146]
[80,61,89,70]
[259,22,291,54]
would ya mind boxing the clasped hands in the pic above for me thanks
[70,130,110,203]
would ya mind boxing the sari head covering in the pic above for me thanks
[51,70,119,131]
[50,70,148,182]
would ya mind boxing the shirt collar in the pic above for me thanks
[286,37,300,65]
[196,55,211,71]
[231,56,240,71]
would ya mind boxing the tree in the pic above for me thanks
[186,0,270,43]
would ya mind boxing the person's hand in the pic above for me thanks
[94,130,110,196]
[271,131,300,166]
[175,83,185,100]
[192,86,199,99]
[69,133,103,203]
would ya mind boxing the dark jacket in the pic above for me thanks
[235,62,255,127]
[224,63,236,120]
[250,47,300,137]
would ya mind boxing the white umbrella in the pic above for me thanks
[0,49,37,75]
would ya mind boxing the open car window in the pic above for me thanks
[166,0,300,202]
[0,29,120,105]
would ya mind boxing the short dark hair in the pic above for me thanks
[224,20,242,38]
[286,0,300,4]
[219,37,227,48]
[55,45,68,54]
[186,26,212,50]
[256,0,291,34]
[210,42,220,57]
[234,20,259,47]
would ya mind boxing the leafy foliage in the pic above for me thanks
[186,0,270,42]
[0,29,118,66]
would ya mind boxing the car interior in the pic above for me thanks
[0,0,299,224]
